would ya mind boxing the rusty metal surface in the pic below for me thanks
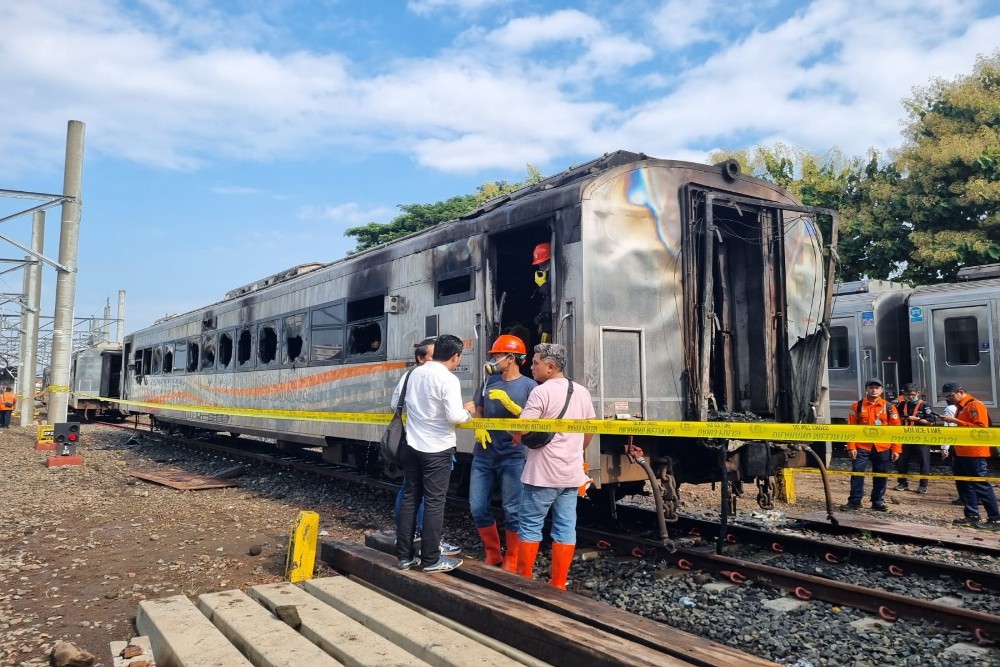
[128,469,239,490]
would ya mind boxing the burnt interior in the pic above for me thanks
[488,224,553,356]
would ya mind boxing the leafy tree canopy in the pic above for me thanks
[345,165,545,252]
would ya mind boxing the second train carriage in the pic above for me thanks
[121,152,837,523]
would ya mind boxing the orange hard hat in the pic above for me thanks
[489,334,527,356]
[532,242,551,266]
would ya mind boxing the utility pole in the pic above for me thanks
[46,120,85,424]
[18,211,44,426]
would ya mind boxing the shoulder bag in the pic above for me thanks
[521,379,574,450]
[380,370,413,465]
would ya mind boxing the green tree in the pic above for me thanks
[344,165,545,252]
[898,50,1000,283]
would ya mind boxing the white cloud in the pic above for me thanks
[651,0,719,50]
[485,10,603,51]
[299,202,395,226]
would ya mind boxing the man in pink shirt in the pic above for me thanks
[514,343,595,590]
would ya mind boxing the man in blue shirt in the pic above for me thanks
[471,334,537,570]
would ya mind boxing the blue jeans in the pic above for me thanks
[469,455,525,532]
[848,447,892,506]
[953,456,1000,520]
[518,483,578,544]
[395,479,424,534]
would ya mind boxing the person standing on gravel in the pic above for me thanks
[395,334,474,573]
[0,385,16,428]
[391,337,461,560]
[893,383,936,494]
[938,382,1000,530]
[840,378,900,512]
[513,343,595,590]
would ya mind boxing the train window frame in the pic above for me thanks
[257,320,279,368]
[309,299,346,366]
[345,294,387,363]
[151,346,163,375]
[236,326,255,371]
[201,333,217,372]
[173,341,187,374]
[187,340,200,373]
[281,310,309,367]
[218,330,235,371]
[434,267,476,307]
[827,326,851,369]
[163,344,174,374]
[943,316,981,366]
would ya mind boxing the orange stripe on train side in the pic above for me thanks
[144,391,212,405]
[190,360,408,397]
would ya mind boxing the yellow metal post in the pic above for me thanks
[780,468,797,504]
[285,511,319,583]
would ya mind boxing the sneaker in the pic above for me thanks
[917,487,928,495]
[976,519,1000,531]
[894,483,908,491]
[397,557,420,570]
[953,516,981,526]
[422,556,463,573]
[871,504,889,512]
[439,540,462,557]
[839,503,862,511]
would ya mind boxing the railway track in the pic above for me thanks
[102,422,1000,649]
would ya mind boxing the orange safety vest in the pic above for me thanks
[0,391,15,410]
[847,397,901,454]
[951,395,991,458]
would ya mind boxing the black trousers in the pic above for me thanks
[395,443,455,567]
[0,410,11,427]
[896,443,931,488]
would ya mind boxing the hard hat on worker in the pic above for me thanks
[489,334,527,356]
[532,242,551,266]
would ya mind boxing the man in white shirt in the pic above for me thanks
[395,334,474,573]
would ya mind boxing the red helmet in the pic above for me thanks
[532,242,551,266]
[489,334,527,356]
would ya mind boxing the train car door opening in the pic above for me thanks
[486,225,554,355]
[929,303,997,407]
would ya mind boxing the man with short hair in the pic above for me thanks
[840,379,900,512]
[391,337,460,558]
[893,383,936,494]
[514,343,595,590]
[395,334,474,572]
[939,382,1000,530]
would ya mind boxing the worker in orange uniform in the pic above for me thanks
[939,381,1000,530]
[0,384,16,428]
[531,243,552,343]
[840,379,900,512]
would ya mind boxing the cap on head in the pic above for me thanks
[941,381,964,394]
[865,378,883,388]
[532,242,551,266]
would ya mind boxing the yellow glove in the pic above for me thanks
[475,428,492,449]
[488,388,523,416]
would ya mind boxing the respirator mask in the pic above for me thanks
[534,270,548,287]
[484,357,504,375]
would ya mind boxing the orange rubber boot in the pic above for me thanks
[517,540,540,579]
[502,531,520,572]
[548,542,576,590]
[477,524,503,566]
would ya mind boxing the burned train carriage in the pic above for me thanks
[123,152,834,517]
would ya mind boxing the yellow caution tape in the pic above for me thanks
[45,385,70,394]
[787,468,1000,484]
[77,394,1000,446]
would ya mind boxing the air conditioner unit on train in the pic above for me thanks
[385,295,402,314]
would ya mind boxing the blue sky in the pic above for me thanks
[0,0,997,333]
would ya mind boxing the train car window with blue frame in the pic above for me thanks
[828,326,850,369]
[282,312,308,365]
[346,295,386,362]
[257,321,278,367]
[218,331,234,370]
[310,301,345,364]
[201,334,216,371]
[237,327,254,370]
[944,316,980,365]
